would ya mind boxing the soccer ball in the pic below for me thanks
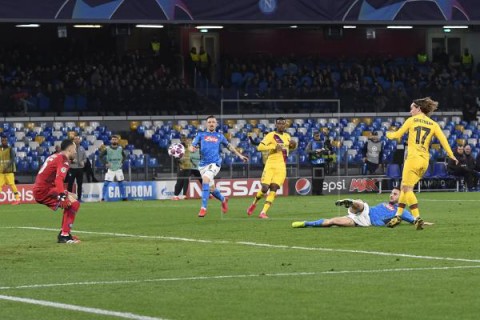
[168,143,185,159]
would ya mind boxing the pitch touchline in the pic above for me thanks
[7,226,480,263]
[1,266,479,291]
[421,199,480,201]
[0,294,167,320]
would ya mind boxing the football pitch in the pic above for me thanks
[1,192,480,320]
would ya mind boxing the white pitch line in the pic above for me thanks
[6,226,480,263]
[1,266,479,291]
[0,294,167,320]
[421,199,480,201]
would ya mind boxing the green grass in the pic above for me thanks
[1,192,480,320]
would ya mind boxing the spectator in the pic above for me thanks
[462,48,474,76]
[84,157,98,183]
[362,132,383,175]
[464,145,478,190]
[172,135,192,200]
[198,46,212,81]
[67,135,87,202]
[188,139,202,185]
[462,101,478,123]
[305,131,328,195]
[100,135,127,201]
[0,135,20,205]
[447,145,475,191]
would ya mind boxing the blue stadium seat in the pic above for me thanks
[250,155,262,166]
[76,95,87,111]
[30,160,40,171]
[38,95,50,111]
[422,166,432,179]
[64,95,75,111]
[231,72,243,86]
[123,159,132,170]
[18,160,29,173]
[386,164,402,179]
[432,162,449,178]
[133,158,145,169]
[148,157,159,168]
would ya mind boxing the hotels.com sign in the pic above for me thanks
[187,179,288,198]
[0,184,36,204]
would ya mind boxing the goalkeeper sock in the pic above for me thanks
[201,183,210,209]
[61,211,74,235]
[61,202,79,235]
[211,189,224,202]
[305,219,324,227]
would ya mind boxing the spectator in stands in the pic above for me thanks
[189,46,199,75]
[100,135,127,201]
[323,138,336,174]
[362,132,383,175]
[463,144,478,190]
[416,50,428,64]
[248,132,268,164]
[188,138,202,185]
[67,135,87,202]
[198,46,211,81]
[447,145,475,191]
[84,156,98,183]
[0,135,20,205]
[462,101,478,123]
[53,145,61,155]
[462,48,474,76]
[305,131,328,195]
[172,135,192,200]
[475,148,480,187]
[150,37,160,57]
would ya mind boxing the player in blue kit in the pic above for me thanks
[291,187,433,228]
[189,115,249,217]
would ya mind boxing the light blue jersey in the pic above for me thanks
[192,131,229,167]
[369,202,415,226]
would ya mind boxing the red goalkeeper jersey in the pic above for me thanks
[33,153,70,196]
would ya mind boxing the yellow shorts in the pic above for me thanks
[261,164,286,187]
[401,158,428,187]
[0,173,16,187]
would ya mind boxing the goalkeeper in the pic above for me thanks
[292,187,432,228]
[33,139,81,243]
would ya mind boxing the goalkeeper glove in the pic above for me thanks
[57,192,71,209]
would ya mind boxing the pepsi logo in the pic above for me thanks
[295,178,311,196]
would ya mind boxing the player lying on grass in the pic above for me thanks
[292,187,433,228]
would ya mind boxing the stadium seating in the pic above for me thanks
[0,121,152,173]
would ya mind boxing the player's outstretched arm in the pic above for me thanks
[228,144,249,162]
[386,118,411,140]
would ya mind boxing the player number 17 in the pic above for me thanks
[414,126,431,145]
